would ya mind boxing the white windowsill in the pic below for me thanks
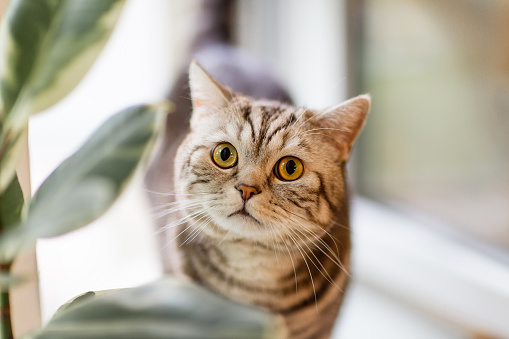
[345,197,509,339]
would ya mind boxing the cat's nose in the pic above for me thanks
[236,185,260,201]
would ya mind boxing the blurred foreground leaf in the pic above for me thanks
[30,277,285,339]
[0,0,126,192]
[0,173,23,232]
[0,104,166,262]
[0,271,22,291]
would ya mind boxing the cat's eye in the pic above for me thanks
[212,143,238,168]
[274,157,304,181]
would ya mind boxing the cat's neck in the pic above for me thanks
[219,237,296,272]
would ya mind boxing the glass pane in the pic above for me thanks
[358,0,509,248]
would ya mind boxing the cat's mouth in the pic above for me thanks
[228,208,261,224]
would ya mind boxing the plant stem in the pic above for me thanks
[0,263,13,339]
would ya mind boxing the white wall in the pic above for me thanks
[238,0,347,108]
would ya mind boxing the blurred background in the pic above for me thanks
[26,0,509,338]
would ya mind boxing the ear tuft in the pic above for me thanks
[189,60,232,110]
[319,94,371,161]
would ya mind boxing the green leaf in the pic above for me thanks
[0,125,26,195]
[31,277,286,339]
[0,271,23,291]
[0,0,126,193]
[0,104,165,262]
[0,173,24,232]
[0,0,126,118]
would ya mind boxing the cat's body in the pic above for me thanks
[146,2,370,338]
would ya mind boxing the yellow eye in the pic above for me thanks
[212,143,238,168]
[275,157,304,181]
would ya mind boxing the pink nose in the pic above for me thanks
[236,185,260,201]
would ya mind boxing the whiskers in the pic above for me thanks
[275,205,350,311]
[159,207,213,249]
[151,198,206,220]
[260,203,350,313]
[148,190,216,248]
[284,208,349,276]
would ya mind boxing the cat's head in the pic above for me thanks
[174,61,370,243]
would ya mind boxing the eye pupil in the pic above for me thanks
[286,160,296,175]
[220,147,231,161]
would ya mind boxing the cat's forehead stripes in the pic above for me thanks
[231,99,303,158]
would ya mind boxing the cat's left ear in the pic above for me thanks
[189,60,233,127]
[318,94,371,162]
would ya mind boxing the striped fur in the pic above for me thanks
[159,62,370,339]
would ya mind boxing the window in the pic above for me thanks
[356,0,509,250]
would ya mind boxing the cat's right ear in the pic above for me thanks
[318,94,371,162]
[189,60,232,127]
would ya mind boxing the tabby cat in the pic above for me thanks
[154,60,370,339]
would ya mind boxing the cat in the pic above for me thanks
[145,1,370,338]
[149,60,369,339]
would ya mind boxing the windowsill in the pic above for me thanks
[344,197,509,338]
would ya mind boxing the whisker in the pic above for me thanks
[151,197,204,212]
[267,223,282,268]
[167,210,209,247]
[213,227,231,251]
[278,206,349,277]
[304,127,347,134]
[160,209,204,232]
[290,226,345,288]
[295,106,310,125]
[303,132,338,142]
[288,227,338,288]
[145,189,208,196]
[275,230,299,293]
[299,101,345,127]
[330,219,351,232]
[152,200,205,220]
[284,229,319,313]
[182,215,212,245]
[294,223,343,269]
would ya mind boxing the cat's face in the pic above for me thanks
[174,61,370,243]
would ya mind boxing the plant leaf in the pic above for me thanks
[0,125,26,194]
[30,277,286,339]
[0,0,126,118]
[0,0,126,193]
[0,173,23,232]
[0,271,23,291]
[0,104,165,263]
